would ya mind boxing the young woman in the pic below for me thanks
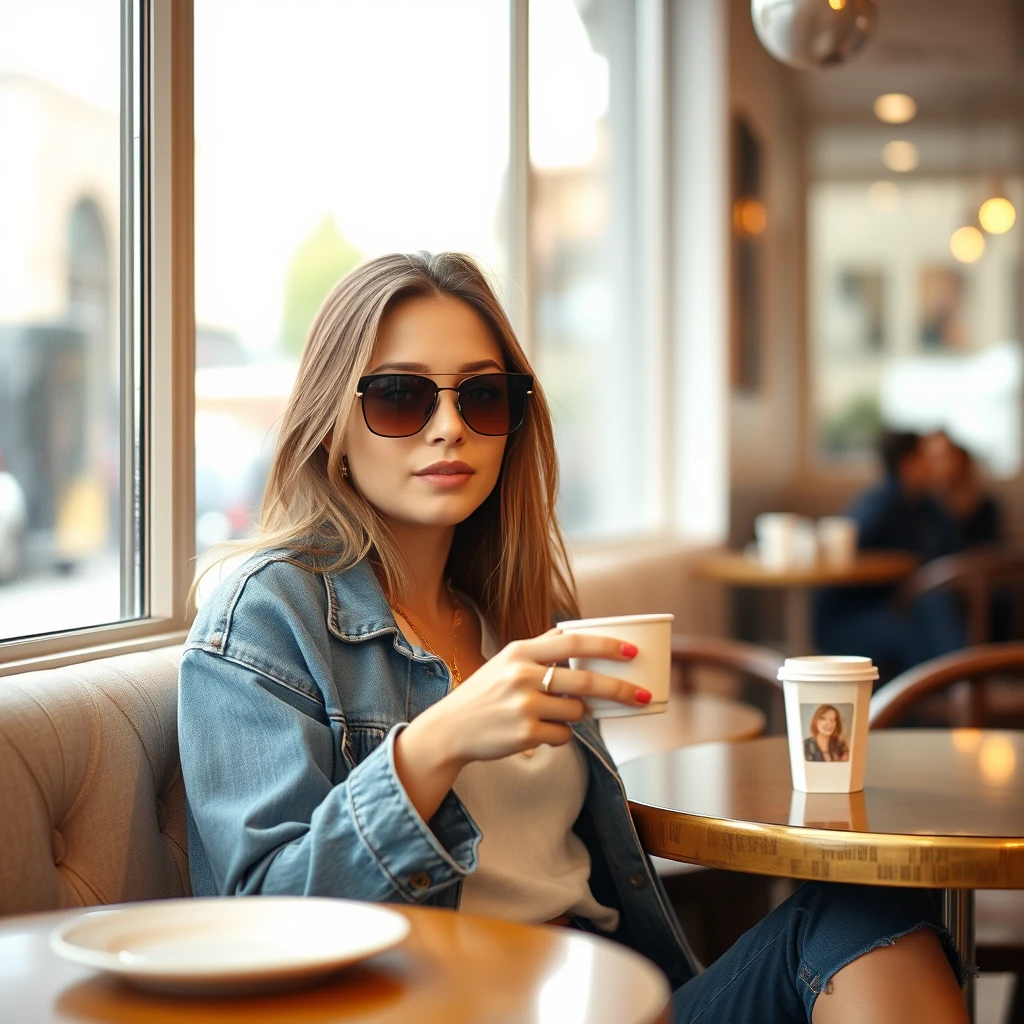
[804,705,850,762]
[179,252,967,1023]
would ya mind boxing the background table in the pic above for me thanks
[620,730,1024,1019]
[600,693,766,765]
[1,903,670,1024]
[692,550,917,653]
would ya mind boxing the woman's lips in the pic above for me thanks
[416,472,474,489]
[414,462,475,489]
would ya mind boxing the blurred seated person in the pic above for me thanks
[812,431,966,675]
[923,430,1002,549]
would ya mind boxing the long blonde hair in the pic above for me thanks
[193,251,579,643]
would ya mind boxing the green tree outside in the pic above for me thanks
[280,215,362,355]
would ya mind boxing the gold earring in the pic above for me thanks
[341,455,349,480]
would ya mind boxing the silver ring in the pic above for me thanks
[541,664,556,694]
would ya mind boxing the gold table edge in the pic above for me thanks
[629,802,1024,888]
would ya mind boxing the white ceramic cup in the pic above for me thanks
[555,613,674,719]
[817,517,858,568]
[754,513,798,570]
[777,655,878,793]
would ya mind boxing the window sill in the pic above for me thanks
[0,622,190,678]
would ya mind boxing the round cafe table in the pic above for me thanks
[620,730,1024,1021]
[692,550,917,654]
[0,903,670,1024]
[599,693,766,766]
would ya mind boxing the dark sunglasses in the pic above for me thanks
[355,372,534,438]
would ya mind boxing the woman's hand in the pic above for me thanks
[392,629,650,823]
[429,628,649,762]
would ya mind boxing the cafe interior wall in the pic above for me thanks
[726,0,1024,560]
[720,0,1024,649]
[726,0,804,551]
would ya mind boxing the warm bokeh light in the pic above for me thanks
[867,180,900,212]
[951,728,982,753]
[732,198,767,237]
[829,0,846,9]
[979,736,1016,785]
[979,197,1016,234]
[881,140,919,173]
[950,225,985,263]
[873,93,916,125]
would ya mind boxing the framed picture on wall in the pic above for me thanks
[918,265,969,350]
[730,112,766,391]
[825,267,886,354]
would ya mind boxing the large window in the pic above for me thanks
[809,125,1023,478]
[0,1,143,643]
[1,0,682,657]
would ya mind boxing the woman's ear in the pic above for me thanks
[323,429,333,452]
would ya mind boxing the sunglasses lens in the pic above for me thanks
[362,375,437,436]
[459,374,527,436]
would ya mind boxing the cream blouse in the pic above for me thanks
[451,610,620,932]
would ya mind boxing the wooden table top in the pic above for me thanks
[621,731,1024,888]
[692,550,918,588]
[600,693,766,765]
[0,903,670,1024]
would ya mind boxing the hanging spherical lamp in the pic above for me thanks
[751,0,879,70]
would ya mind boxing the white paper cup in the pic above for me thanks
[778,656,878,793]
[555,614,674,719]
[755,513,798,570]
[817,517,858,568]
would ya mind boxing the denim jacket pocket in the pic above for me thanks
[345,723,390,765]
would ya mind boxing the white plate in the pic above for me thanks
[50,897,411,994]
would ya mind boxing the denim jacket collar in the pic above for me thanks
[322,556,407,644]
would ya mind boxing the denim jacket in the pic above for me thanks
[178,549,698,988]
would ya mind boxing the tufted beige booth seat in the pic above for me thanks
[0,645,190,916]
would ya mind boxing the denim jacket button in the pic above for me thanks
[409,871,432,891]
[629,872,648,889]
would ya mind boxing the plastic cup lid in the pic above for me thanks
[777,655,879,682]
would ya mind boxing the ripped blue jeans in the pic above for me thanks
[671,882,963,1023]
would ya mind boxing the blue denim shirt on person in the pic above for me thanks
[179,548,962,1022]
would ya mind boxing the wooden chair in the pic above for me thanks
[898,547,1024,645]
[870,644,1024,1024]
[671,635,786,734]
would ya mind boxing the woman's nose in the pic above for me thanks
[425,389,464,443]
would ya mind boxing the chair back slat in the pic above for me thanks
[869,643,1024,729]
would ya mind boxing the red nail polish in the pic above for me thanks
[636,688,652,704]
[621,642,638,658]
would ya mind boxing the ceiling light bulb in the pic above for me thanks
[978,197,1016,234]
[881,140,918,173]
[950,226,985,263]
[873,93,916,124]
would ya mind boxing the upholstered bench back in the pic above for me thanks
[0,645,190,916]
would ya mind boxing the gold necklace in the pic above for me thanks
[391,586,463,686]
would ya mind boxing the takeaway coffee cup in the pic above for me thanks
[817,517,858,569]
[755,513,799,570]
[778,656,878,793]
[555,613,674,719]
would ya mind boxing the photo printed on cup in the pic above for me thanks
[800,702,853,763]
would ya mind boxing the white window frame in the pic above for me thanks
[0,0,195,676]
